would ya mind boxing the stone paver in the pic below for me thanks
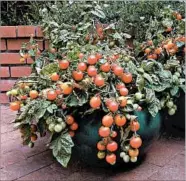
[0,105,185,181]
[148,154,185,180]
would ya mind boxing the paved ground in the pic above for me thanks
[0,105,185,181]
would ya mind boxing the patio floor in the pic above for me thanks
[0,105,185,181]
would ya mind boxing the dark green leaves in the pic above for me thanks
[66,91,88,107]
[50,132,74,167]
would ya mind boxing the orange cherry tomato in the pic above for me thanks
[78,53,84,59]
[116,83,125,90]
[113,66,123,76]
[119,87,129,96]
[144,48,151,54]
[87,55,97,65]
[59,60,69,70]
[87,66,97,77]
[10,101,20,111]
[102,115,114,127]
[47,90,57,101]
[128,149,139,157]
[130,121,140,132]
[118,96,127,107]
[97,141,106,151]
[110,131,117,138]
[68,130,75,137]
[114,114,126,126]
[90,96,101,109]
[176,13,182,20]
[106,153,116,165]
[72,71,84,81]
[77,62,87,71]
[70,122,78,131]
[98,126,110,137]
[108,101,119,112]
[60,83,73,95]
[51,73,59,81]
[130,136,142,149]
[96,53,102,60]
[107,141,118,152]
[121,73,132,84]
[100,63,111,72]
[29,90,38,99]
[66,115,75,125]
[94,75,105,87]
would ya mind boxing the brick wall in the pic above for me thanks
[0,26,49,103]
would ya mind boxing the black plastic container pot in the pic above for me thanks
[72,109,161,168]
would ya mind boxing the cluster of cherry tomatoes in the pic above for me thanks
[141,35,185,61]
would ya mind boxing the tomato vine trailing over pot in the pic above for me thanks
[7,7,185,167]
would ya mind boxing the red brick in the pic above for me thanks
[36,26,44,37]
[0,26,16,38]
[0,39,6,50]
[0,80,16,91]
[45,40,50,49]
[27,57,34,64]
[17,26,36,37]
[0,53,24,64]
[0,67,10,77]
[7,38,30,50]
[11,66,32,77]
[0,93,9,103]
[7,39,43,51]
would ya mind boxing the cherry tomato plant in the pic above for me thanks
[8,5,185,167]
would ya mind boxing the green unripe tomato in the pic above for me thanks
[46,118,52,125]
[172,75,179,83]
[11,89,18,96]
[123,155,130,163]
[177,68,182,73]
[133,104,139,110]
[28,142,34,148]
[61,122,66,129]
[54,124,63,133]
[57,118,63,123]
[135,92,143,100]
[168,108,176,116]
[6,91,11,96]
[48,123,55,132]
[120,152,126,158]
[174,72,180,77]
[160,99,165,108]
[123,56,130,62]
[97,151,105,159]
[166,101,174,108]
[173,105,177,110]
[130,156,138,163]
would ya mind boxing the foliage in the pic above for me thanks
[8,2,185,167]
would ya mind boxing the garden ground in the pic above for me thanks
[1,105,185,181]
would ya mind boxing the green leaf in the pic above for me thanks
[113,32,122,40]
[148,98,161,117]
[40,63,59,75]
[162,18,173,27]
[136,75,145,92]
[47,105,54,114]
[127,61,137,75]
[50,132,74,167]
[66,91,88,107]
[170,86,179,96]
[142,61,154,72]
[145,88,156,103]
[91,9,105,19]
[143,73,153,84]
